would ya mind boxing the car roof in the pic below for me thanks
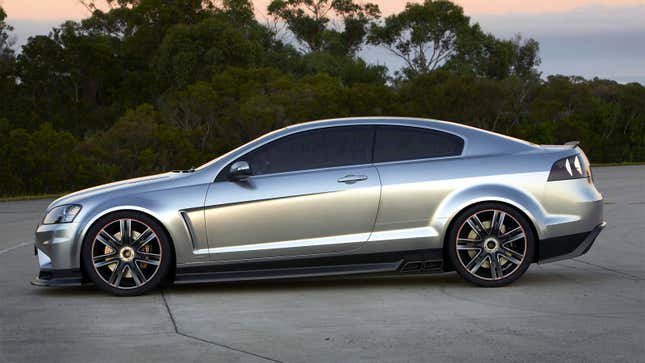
[196,117,539,173]
[284,117,538,156]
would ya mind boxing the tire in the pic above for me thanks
[447,203,535,287]
[82,211,173,296]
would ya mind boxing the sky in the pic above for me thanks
[1,0,644,84]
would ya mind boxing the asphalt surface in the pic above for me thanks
[1,166,644,363]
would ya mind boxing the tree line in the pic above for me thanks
[0,0,643,196]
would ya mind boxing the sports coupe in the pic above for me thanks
[32,117,605,295]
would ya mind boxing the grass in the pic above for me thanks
[0,193,63,203]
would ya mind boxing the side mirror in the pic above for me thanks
[229,161,252,181]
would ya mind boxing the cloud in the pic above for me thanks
[455,0,645,15]
[5,2,644,84]
[473,3,645,35]
[360,4,645,84]
[7,19,64,48]
[1,0,89,21]
[471,4,645,83]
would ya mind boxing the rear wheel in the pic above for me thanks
[448,203,534,287]
[82,211,172,296]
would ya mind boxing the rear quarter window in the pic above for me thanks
[374,126,464,163]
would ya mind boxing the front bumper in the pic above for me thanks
[31,268,84,287]
[538,221,606,263]
[34,221,83,270]
[33,221,85,287]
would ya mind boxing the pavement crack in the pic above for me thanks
[570,259,644,281]
[160,289,283,363]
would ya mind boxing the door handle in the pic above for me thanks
[337,175,368,184]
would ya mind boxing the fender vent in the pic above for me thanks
[401,259,443,273]
[402,261,423,271]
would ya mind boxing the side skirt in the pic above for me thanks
[174,249,444,284]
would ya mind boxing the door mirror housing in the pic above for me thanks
[229,161,252,181]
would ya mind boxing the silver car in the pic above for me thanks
[32,117,605,296]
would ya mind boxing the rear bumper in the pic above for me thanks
[538,221,606,263]
[31,268,84,287]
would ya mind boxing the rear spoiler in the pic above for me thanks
[539,141,583,151]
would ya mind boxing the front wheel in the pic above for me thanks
[447,203,535,287]
[82,211,172,296]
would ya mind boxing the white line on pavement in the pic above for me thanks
[0,241,32,256]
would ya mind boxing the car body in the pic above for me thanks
[32,117,605,295]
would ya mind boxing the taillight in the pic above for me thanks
[548,155,588,181]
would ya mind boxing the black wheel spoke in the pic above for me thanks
[490,211,505,235]
[93,250,116,261]
[96,230,120,250]
[457,238,482,251]
[467,215,487,238]
[135,252,161,266]
[130,262,147,286]
[119,219,132,244]
[501,248,523,265]
[489,254,503,279]
[133,228,156,250]
[501,227,525,244]
[466,251,487,274]
[108,261,126,286]
[93,252,118,268]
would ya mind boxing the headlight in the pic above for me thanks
[548,155,588,181]
[42,204,82,224]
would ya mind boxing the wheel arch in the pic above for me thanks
[78,207,177,281]
[432,184,544,267]
[440,200,540,269]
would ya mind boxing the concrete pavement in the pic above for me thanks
[1,166,644,362]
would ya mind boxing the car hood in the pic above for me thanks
[48,172,188,210]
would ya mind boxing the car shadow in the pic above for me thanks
[30,269,617,297]
[161,269,606,295]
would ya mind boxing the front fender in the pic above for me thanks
[73,190,208,268]
[77,200,168,248]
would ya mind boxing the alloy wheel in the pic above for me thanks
[90,218,163,289]
[455,209,527,281]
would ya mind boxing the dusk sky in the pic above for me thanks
[1,0,644,83]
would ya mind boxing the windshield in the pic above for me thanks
[195,127,288,171]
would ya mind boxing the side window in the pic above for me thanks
[374,126,464,163]
[241,126,374,176]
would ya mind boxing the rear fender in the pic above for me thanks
[431,184,547,246]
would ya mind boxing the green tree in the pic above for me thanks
[0,6,13,59]
[16,36,66,128]
[268,0,380,56]
[0,0,643,197]
[296,52,387,85]
[446,29,540,80]
[0,6,17,116]
[0,122,85,195]
[510,35,541,79]
[85,104,200,178]
[155,15,269,89]
[368,0,471,77]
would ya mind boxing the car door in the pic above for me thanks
[371,125,465,238]
[203,125,381,261]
